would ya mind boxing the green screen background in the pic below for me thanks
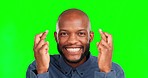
[0,0,148,78]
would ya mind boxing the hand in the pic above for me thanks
[33,30,50,74]
[97,29,113,73]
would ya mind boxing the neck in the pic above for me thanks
[66,57,87,68]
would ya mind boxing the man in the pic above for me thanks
[26,9,125,78]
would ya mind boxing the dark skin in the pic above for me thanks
[55,11,94,67]
[33,9,113,74]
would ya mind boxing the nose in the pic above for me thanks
[67,34,78,45]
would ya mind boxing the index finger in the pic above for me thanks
[34,30,49,48]
[40,30,49,40]
[99,29,107,41]
[104,32,112,47]
[34,33,43,48]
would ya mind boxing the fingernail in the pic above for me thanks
[39,33,43,36]
[47,41,49,44]
[99,29,102,32]
[45,30,49,33]
[96,42,99,45]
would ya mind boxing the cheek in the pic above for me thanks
[58,37,68,44]
[78,37,89,44]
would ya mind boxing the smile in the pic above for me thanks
[65,47,81,53]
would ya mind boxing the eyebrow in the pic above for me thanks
[59,30,67,32]
[59,29,87,32]
[78,29,87,31]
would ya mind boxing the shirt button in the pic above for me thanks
[65,72,67,74]
[73,69,76,72]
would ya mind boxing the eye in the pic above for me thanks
[78,32,86,36]
[60,32,68,36]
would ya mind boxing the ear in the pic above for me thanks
[54,32,58,42]
[89,31,94,42]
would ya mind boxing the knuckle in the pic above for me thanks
[108,47,112,51]
[98,43,101,47]
[35,34,39,37]
[41,41,45,45]
[108,48,111,51]
[104,49,108,52]
[38,48,43,53]
[41,39,45,42]
[102,39,105,42]
[109,34,112,38]
[100,40,103,43]
[34,48,38,53]
[35,34,40,39]
[47,47,49,50]
[39,40,45,45]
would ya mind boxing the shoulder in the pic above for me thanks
[27,54,61,69]
[90,55,124,72]
[112,62,124,73]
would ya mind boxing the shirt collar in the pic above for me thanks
[76,55,93,77]
[58,55,72,75]
[58,54,94,77]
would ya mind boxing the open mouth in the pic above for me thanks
[65,47,81,53]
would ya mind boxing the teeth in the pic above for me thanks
[66,48,80,52]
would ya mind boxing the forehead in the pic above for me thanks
[58,16,89,31]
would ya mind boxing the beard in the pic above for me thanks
[57,43,90,64]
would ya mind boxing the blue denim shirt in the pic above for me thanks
[26,54,125,78]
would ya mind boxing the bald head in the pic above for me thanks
[54,9,94,65]
[56,9,91,32]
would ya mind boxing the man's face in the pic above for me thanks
[55,15,93,63]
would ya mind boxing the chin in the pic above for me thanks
[66,55,81,62]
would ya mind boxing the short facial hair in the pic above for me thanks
[57,43,90,63]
